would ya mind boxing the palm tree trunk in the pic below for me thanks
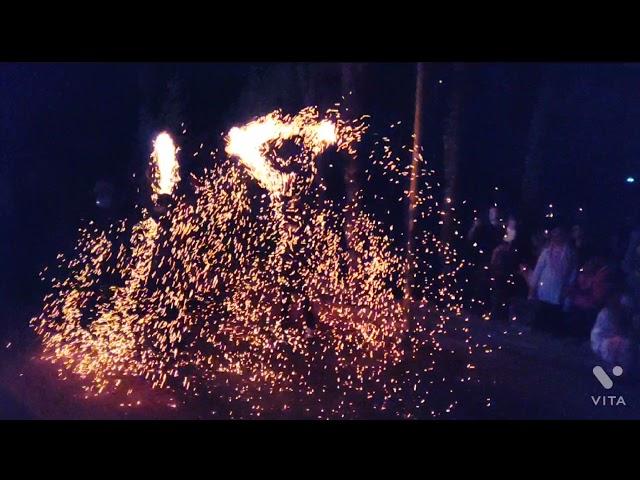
[441,63,464,245]
[403,62,426,319]
[297,63,314,106]
[522,79,553,213]
[341,63,365,207]
[340,63,365,268]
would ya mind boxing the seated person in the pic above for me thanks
[591,291,637,368]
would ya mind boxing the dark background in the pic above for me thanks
[2,62,640,332]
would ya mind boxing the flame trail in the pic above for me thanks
[226,108,336,199]
[151,132,180,200]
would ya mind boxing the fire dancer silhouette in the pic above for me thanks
[276,174,317,338]
[225,110,337,339]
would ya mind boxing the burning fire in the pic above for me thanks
[151,132,180,199]
[226,108,336,198]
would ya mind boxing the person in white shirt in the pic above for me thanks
[528,227,578,334]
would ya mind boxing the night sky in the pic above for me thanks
[2,62,640,324]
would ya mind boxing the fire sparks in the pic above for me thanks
[31,105,479,418]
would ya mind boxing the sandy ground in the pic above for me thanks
[2,306,640,419]
[450,321,640,419]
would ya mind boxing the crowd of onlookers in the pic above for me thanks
[465,205,640,370]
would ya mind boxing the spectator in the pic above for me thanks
[528,226,578,334]
[571,224,592,266]
[530,228,549,261]
[565,257,616,337]
[467,206,504,310]
[489,215,525,321]
[622,222,640,307]
[467,206,504,262]
[591,292,637,368]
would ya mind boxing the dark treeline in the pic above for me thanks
[2,62,640,322]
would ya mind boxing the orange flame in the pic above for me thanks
[225,109,336,198]
[151,132,180,199]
